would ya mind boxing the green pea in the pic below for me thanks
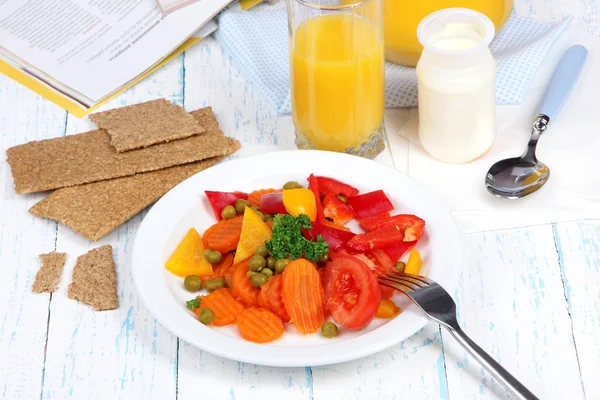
[249,255,267,272]
[204,278,226,292]
[395,261,406,273]
[198,308,215,325]
[255,245,269,258]
[266,257,276,270]
[251,273,268,288]
[283,181,303,190]
[235,199,251,214]
[183,275,203,292]
[254,210,265,221]
[204,249,223,264]
[274,258,290,274]
[265,216,274,223]
[317,253,329,264]
[261,268,273,278]
[247,271,257,278]
[336,194,348,203]
[321,321,338,338]
[221,205,236,220]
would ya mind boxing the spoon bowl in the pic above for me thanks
[485,157,550,199]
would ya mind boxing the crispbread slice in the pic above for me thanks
[90,99,205,152]
[68,245,118,311]
[32,252,67,293]
[29,156,230,241]
[7,128,238,194]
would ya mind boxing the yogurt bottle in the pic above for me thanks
[416,8,497,164]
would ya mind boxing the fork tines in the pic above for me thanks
[378,273,432,292]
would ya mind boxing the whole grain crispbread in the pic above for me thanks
[32,251,67,293]
[67,245,118,311]
[7,129,238,194]
[90,99,205,152]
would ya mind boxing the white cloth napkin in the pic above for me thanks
[387,25,600,234]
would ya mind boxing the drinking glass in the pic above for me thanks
[287,0,386,159]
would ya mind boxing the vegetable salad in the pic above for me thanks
[165,175,426,343]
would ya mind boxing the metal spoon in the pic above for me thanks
[485,45,588,199]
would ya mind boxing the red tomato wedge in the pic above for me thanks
[359,214,425,242]
[260,192,288,214]
[315,176,359,198]
[205,191,248,221]
[383,241,417,262]
[323,253,381,330]
[347,190,394,219]
[308,174,325,223]
[346,223,405,251]
[322,192,355,225]
[351,249,395,277]
[302,223,355,250]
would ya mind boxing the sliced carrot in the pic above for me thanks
[213,253,234,278]
[196,288,244,326]
[231,259,259,306]
[202,221,221,250]
[257,275,290,322]
[248,188,281,208]
[205,216,243,254]
[282,259,325,334]
[236,307,284,343]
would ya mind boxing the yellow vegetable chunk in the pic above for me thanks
[234,207,273,264]
[404,248,422,275]
[376,299,401,319]
[282,188,317,221]
[165,228,213,277]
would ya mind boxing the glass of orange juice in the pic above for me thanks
[287,0,386,159]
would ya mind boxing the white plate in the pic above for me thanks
[132,150,461,367]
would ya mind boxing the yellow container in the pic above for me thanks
[384,0,514,66]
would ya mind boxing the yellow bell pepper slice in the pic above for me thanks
[404,248,423,275]
[376,299,401,318]
[282,188,317,221]
[234,207,273,264]
[165,228,213,277]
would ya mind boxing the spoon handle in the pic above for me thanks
[538,45,588,122]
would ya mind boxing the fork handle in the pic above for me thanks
[448,326,540,400]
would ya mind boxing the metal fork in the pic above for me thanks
[379,273,539,400]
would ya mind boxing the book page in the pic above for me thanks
[0,0,232,104]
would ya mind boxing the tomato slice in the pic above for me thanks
[347,249,394,277]
[323,253,381,330]
[322,192,355,225]
[204,191,248,221]
[346,190,394,219]
[315,176,359,198]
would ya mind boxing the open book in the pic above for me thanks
[0,0,237,117]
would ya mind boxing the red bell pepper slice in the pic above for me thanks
[346,223,404,251]
[321,219,351,232]
[346,190,394,219]
[383,241,417,262]
[260,192,288,215]
[308,174,325,223]
[204,191,248,221]
[322,192,355,225]
[302,223,356,250]
[359,214,425,242]
[315,176,359,198]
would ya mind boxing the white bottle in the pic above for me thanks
[416,8,497,164]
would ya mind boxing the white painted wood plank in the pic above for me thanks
[39,59,186,400]
[444,226,585,399]
[554,221,600,399]
[0,73,66,400]
[312,324,449,400]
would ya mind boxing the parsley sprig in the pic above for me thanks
[265,214,329,261]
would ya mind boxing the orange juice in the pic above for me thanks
[383,0,514,66]
[291,14,384,152]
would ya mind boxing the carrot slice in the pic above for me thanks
[236,307,284,343]
[248,188,281,208]
[213,253,234,278]
[202,222,221,250]
[231,259,259,306]
[282,259,325,334]
[257,275,290,322]
[196,288,244,326]
[205,216,243,254]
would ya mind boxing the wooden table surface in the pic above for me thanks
[1,0,599,399]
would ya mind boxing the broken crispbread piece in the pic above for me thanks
[90,99,205,152]
[68,245,118,311]
[32,252,67,293]
[6,129,239,194]
[29,156,231,241]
